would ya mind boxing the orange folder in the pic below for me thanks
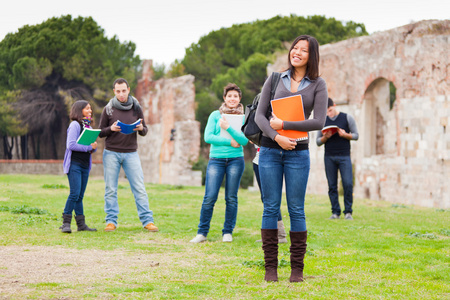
[270,95,308,141]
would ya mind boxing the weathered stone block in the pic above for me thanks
[135,61,201,186]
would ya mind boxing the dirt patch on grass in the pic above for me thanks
[0,245,194,298]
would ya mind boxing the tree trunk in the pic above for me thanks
[36,135,40,159]
[2,136,13,159]
[51,131,58,159]
[30,134,37,159]
[1,136,4,159]
[21,135,29,159]
[14,137,20,159]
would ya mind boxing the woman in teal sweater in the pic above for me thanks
[190,83,248,243]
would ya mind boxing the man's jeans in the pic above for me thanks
[103,149,154,226]
[64,161,89,216]
[259,147,310,232]
[197,157,245,236]
[324,155,353,215]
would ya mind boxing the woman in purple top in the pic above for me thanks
[255,35,328,282]
[60,100,97,233]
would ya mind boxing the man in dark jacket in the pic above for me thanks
[99,78,158,232]
[317,98,359,220]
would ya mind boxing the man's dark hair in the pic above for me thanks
[287,35,320,80]
[223,83,242,99]
[113,78,129,89]
[328,97,335,107]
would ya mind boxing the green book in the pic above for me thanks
[76,128,101,145]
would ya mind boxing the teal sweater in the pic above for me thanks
[204,110,248,158]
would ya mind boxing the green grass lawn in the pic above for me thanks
[0,174,449,299]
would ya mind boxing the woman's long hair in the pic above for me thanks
[69,100,94,126]
[287,35,320,80]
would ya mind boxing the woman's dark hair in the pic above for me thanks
[70,100,93,125]
[223,83,242,99]
[287,35,320,80]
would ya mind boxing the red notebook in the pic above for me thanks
[321,125,339,135]
[270,95,308,141]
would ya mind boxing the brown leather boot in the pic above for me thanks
[289,231,307,282]
[256,221,288,244]
[261,229,278,282]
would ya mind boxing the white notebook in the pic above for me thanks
[219,114,244,139]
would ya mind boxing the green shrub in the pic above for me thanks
[240,161,254,189]
[42,184,68,189]
[192,155,209,185]
[10,205,47,215]
[439,229,450,236]
[408,232,438,239]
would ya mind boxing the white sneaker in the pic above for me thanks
[190,234,206,243]
[222,233,233,242]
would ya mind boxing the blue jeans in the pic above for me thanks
[64,161,89,216]
[197,157,245,236]
[103,149,154,227]
[324,155,353,215]
[253,163,282,221]
[259,147,310,232]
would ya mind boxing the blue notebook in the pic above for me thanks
[117,119,141,134]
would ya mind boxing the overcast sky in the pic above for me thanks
[1,0,448,66]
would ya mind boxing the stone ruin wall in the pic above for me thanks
[135,60,202,186]
[268,20,449,208]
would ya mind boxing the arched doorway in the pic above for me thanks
[362,78,397,157]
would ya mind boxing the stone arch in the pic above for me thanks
[362,77,398,157]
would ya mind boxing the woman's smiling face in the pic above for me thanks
[290,40,309,69]
[82,104,92,118]
[223,90,241,109]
